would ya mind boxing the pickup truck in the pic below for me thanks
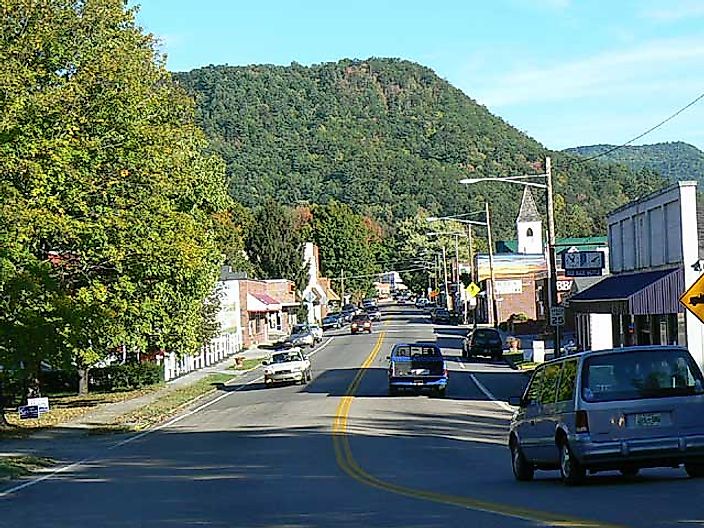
[387,342,448,397]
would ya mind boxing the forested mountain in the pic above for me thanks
[564,142,704,186]
[175,58,665,239]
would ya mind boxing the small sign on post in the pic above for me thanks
[27,397,50,414]
[533,341,545,363]
[18,405,39,420]
[550,306,565,327]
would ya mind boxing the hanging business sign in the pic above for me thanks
[562,251,605,277]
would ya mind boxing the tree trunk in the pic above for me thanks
[78,368,90,395]
[0,380,9,427]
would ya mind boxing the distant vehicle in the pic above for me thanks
[322,313,343,330]
[387,342,448,397]
[423,301,438,314]
[361,298,378,309]
[263,348,312,387]
[415,297,428,309]
[291,323,322,343]
[431,308,452,324]
[364,305,381,321]
[286,327,315,348]
[350,314,372,334]
[341,304,359,322]
[508,346,704,485]
[463,328,503,361]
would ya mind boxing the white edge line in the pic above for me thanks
[0,337,337,498]
[469,373,516,413]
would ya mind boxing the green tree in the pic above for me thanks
[245,199,308,290]
[0,0,233,398]
[311,201,381,300]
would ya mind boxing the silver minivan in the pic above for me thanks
[508,345,704,485]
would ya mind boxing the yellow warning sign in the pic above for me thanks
[466,282,481,298]
[680,274,704,325]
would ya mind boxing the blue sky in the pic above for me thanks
[134,0,704,151]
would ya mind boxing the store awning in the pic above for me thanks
[569,267,684,315]
[246,293,282,312]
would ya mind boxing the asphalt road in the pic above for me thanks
[2,305,704,527]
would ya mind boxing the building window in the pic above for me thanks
[526,228,533,237]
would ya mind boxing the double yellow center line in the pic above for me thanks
[331,331,623,528]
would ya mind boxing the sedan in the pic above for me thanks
[322,313,343,329]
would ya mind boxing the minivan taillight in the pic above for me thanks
[575,410,589,433]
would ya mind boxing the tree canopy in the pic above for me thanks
[0,0,240,395]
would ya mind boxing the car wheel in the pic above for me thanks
[619,467,639,478]
[685,462,704,478]
[510,440,534,481]
[559,440,585,485]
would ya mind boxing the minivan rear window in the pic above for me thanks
[582,349,704,402]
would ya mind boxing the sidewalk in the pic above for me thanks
[1,350,266,451]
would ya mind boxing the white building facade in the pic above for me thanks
[570,181,704,368]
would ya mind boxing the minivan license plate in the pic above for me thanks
[635,412,662,427]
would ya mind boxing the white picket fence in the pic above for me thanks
[162,332,243,382]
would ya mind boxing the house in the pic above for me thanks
[569,181,704,367]
[301,242,340,323]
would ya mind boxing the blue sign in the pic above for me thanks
[562,251,605,277]
[18,405,39,420]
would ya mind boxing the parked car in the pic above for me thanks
[423,301,438,314]
[463,328,503,361]
[387,342,448,397]
[364,305,381,321]
[431,308,452,324]
[322,313,343,330]
[291,323,323,343]
[361,298,378,309]
[263,348,312,387]
[341,304,359,322]
[350,314,372,334]
[507,345,704,485]
[415,297,428,309]
[286,327,315,348]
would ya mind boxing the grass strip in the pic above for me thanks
[110,373,234,431]
[1,386,163,438]
[0,455,55,480]
[229,358,262,371]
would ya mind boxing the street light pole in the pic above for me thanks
[441,245,450,310]
[545,157,560,356]
[486,202,499,328]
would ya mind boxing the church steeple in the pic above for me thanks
[516,187,543,254]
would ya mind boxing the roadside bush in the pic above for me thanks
[89,363,164,392]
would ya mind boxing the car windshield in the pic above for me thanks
[394,345,441,358]
[271,352,301,363]
[291,325,308,334]
[473,330,501,345]
[351,315,369,322]
[582,349,704,402]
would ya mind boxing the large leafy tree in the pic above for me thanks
[311,201,382,300]
[245,199,308,290]
[0,0,236,398]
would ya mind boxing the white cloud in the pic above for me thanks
[468,37,704,107]
[641,0,704,21]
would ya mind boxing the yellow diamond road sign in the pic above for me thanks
[680,273,704,325]
[466,282,481,298]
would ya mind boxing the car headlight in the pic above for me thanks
[264,368,273,375]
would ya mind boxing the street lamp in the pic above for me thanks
[427,206,499,327]
[460,156,560,355]
[425,232,456,311]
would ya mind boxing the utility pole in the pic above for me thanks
[486,202,499,328]
[454,233,460,313]
[341,268,345,304]
[441,245,450,310]
[545,156,560,356]
[465,224,474,325]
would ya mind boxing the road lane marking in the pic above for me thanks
[332,333,623,528]
[469,373,515,413]
[0,337,341,498]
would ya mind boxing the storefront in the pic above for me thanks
[569,181,704,368]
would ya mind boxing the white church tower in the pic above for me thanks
[516,187,543,254]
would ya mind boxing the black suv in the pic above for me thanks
[463,328,503,361]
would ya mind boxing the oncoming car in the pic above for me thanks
[508,345,704,485]
[350,314,372,334]
[263,349,312,387]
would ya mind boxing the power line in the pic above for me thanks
[572,90,704,165]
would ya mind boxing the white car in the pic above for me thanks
[290,323,322,343]
[263,349,312,387]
